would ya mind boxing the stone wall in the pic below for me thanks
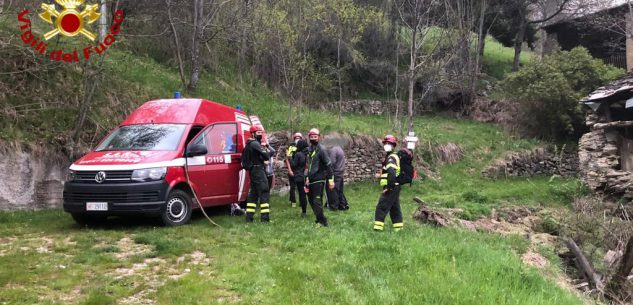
[578,113,633,198]
[267,132,384,192]
[482,147,579,179]
[0,146,69,210]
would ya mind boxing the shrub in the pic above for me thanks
[501,47,623,140]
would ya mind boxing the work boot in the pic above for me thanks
[261,213,270,223]
[245,213,254,223]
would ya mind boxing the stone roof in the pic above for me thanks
[583,72,633,104]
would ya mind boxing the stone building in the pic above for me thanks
[541,1,632,70]
[579,72,633,199]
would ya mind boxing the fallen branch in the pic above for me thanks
[565,238,604,291]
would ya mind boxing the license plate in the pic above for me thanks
[86,202,108,211]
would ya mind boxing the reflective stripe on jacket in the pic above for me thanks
[380,153,400,187]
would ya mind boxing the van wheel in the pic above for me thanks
[160,189,192,226]
[71,213,107,226]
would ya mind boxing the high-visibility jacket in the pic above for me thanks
[286,144,297,158]
[379,153,400,187]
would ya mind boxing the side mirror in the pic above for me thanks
[186,144,207,157]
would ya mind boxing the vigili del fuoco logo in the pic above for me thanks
[17,0,124,63]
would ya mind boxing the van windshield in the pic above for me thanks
[96,124,186,151]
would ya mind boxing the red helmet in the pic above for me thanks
[293,132,304,140]
[250,125,264,134]
[382,135,397,146]
[308,128,320,137]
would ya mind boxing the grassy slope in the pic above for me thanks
[482,37,534,80]
[1,20,530,143]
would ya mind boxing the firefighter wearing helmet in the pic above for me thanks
[373,135,404,232]
[285,132,304,208]
[242,125,271,222]
[305,128,334,227]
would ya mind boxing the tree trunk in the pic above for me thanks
[512,20,526,72]
[606,235,633,300]
[98,0,107,42]
[0,0,4,14]
[394,29,401,134]
[337,37,343,128]
[72,73,100,145]
[407,26,417,134]
[189,0,204,92]
[478,30,487,60]
[475,0,486,76]
[166,0,187,91]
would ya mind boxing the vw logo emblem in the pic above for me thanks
[95,171,106,183]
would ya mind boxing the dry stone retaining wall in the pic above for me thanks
[578,113,633,198]
[482,147,579,179]
[267,132,384,192]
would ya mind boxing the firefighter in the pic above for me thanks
[305,128,334,227]
[373,135,403,232]
[291,139,310,217]
[243,125,271,222]
[286,132,304,207]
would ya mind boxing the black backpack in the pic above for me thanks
[241,140,254,170]
[396,148,415,185]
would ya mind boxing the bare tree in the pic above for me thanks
[165,0,188,91]
[396,0,460,133]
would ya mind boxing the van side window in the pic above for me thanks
[185,126,204,146]
[205,123,238,154]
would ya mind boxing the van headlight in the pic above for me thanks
[131,167,167,182]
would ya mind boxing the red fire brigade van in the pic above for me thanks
[63,98,263,226]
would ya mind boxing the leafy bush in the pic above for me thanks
[501,47,623,140]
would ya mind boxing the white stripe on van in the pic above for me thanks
[69,158,192,171]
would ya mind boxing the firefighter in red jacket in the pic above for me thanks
[373,135,403,232]
[243,125,271,222]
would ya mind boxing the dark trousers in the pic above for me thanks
[295,179,308,213]
[374,186,403,231]
[308,182,328,225]
[288,174,296,203]
[326,175,348,210]
[267,175,273,192]
[246,167,270,222]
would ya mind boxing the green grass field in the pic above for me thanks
[0,182,582,305]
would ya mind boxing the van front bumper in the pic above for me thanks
[63,180,169,215]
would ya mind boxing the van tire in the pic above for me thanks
[71,213,107,226]
[160,189,193,226]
